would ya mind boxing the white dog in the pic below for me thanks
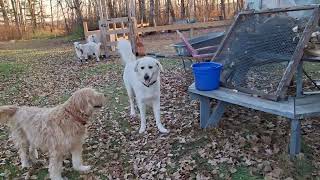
[74,41,101,63]
[87,34,100,43]
[0,88,105,180]
[117,39,168,133]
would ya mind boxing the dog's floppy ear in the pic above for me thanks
[156,61,164,72]
[134,61,139,72]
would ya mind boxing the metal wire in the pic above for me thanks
[214,9,313,96]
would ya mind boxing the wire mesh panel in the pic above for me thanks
[213,6,319,100]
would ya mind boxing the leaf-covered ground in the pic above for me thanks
[0,37,320,180]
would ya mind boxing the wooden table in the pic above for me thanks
[188,59,320,156]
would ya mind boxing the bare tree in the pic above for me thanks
[0,0,10,26]
[27,0,37,31]
[138,0,146,25]
[10,0,22,37]
[50,0,53,31]
[180,0,185,19]
[166,0,175,24]
[58,0,70,32]
[220,0,226,19]
[149,0,155,26]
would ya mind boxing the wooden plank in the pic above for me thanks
[83,22,88,36]
[276,7,319,99]
[105,41,118,46]
[105,28,130,35]
[188,83,294,118]
[86,30,100,36]
[206,101,226,127]
[137,20,232,33]
[296,63,303,97]
[101,17,129,23]
[99,19,109,56]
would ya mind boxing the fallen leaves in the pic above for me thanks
[0,38,320,179]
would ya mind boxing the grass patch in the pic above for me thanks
[81,63,121,78]
[172,137,210,161]
[0,130,8,140]
[30,30,65,40]
[0,62,27,81]
[279,140,315,179]
[192,153,214,172]
[232,166,263,180]
[35,168,48,180]
[0,163,22,180]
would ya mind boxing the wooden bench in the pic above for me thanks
[188,62,320,156]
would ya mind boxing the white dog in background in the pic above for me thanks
[74,41,101,63]
[117,39,168,134]
[0,88,105,180]
[87,34,100,43]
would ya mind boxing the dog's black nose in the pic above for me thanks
[144,74,150,80]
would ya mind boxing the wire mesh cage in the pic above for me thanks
[213,6,319,101]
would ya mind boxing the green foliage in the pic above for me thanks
[232,166,263,180]
[63,25,84,41]
[0,62,26,81]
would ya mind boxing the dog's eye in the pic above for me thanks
[141,66,145,70]
[149,66,153,69]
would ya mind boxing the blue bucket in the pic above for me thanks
[192,62,222,91]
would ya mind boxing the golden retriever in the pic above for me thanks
[0,88,105,180]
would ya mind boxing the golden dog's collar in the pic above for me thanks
[142,80,157,87]
[65,108,87,126]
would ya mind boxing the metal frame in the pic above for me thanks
[211,5,320,101]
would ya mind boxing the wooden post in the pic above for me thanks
[83,21,88,38]
[199,96,210,128]
[289,118,301,156]
[296,62,303,97]
[206,101,226,127]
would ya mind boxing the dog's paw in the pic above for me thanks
[138,127,146,134]
[130,114,136,119]
[21,161,31,169]
[75,165,91,172]
[159,127,169,134]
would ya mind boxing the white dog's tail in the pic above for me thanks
[0,105,17,124]
[117,39,136,65]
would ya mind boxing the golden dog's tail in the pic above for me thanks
[0,105,17,124]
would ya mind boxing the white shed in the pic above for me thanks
[244,0,318,10]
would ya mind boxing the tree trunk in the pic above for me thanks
[72,0,84,36]
[138,0,146,25]
[58,0,70,32]
[166,0,175,24]
[149,0,155,26]
[17,0,25,32]
[0,0,10,26]
[180,0,185,19]
[50,0,53,32]
[39,0,44,28]
[73,0,83,25]
[10,0,22,38]
[108,0,114,18]
[27,0,37,31]
[221,0,226,19]
[155,0,159,25]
